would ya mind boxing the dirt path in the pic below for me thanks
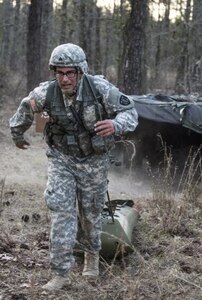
[0,100,151,198]
[1,100,201,300]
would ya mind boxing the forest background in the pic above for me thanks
[0,0,202,98]
[0,1,201,299]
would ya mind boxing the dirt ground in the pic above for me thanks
[0,98,201,300]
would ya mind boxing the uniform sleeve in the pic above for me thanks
[9,81,50,143]
[112,107,138,135]
[93,76,139,135]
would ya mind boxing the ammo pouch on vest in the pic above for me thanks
[69,103,115,155]
[43,122,59,147]
[77,131,93,156]
[78,129,115,156]
[91,135,115,154]
[44,122,93,157]
[69,104,93,156]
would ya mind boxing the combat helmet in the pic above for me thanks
[49,43,88,73]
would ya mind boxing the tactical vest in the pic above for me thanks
[44,74,115,157]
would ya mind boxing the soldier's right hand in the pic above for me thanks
[15,140,30,150]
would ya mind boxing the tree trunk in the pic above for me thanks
[10,0,20,70]
[121,0,148,95]
[162,0,171,60]
[117,0,125,86]
[79,1,87,52]
[94,6,102,74]
[27,0,42,92]
[41,0,53,80]
[0,0,14,69]
[60,0,68,44]
[175,0,192,93]
[154,2,162,85]
[191,0,202,91]
[27,0,53,92]
[78,0,96,67]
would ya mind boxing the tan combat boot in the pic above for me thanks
[42,275,71,291]
[82,251,99,277]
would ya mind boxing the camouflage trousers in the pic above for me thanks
[44,148,110,275]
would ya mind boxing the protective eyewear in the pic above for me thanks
[55,70,77,79]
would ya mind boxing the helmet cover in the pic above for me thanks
[49,43,88,73]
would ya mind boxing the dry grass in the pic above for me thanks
[148,145,202,236]
[0,162,201,300]
[0,178,6,215]
[0,101,201,299]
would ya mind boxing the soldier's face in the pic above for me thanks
[55,66,78,94]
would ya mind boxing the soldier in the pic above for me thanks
[9,43,138,291]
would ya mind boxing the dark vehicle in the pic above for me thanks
[114,94,202,171]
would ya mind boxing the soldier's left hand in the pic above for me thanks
[94,120,115,137]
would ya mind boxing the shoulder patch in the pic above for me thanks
[119,95,130,106]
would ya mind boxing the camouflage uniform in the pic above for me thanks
[9,43,138,277]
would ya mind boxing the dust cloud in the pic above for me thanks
[108,165,152,200]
